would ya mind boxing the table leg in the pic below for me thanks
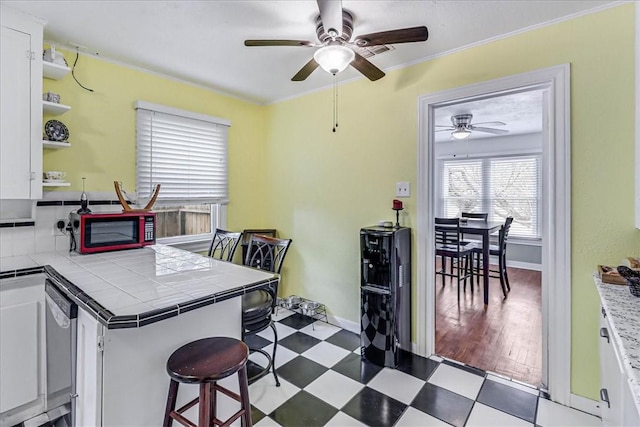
[482,231,490,306]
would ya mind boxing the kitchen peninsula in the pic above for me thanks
[0,245,278,426]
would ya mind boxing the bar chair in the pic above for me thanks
[208,228,243,262]
[448,212,489,276]
[242,234,292,386]
[473,216,513,298]
[435,218,474,302]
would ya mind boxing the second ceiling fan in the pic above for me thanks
[244,0,429,82]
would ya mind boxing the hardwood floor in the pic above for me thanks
[435,264,542,387]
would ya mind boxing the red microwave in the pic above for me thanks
[70,212,156,254]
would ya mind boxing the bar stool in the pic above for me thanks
[163,337,252,427]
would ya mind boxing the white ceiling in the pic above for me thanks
[3,0,617,106]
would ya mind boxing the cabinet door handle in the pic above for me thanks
[600,388,610,408]
[599,327,610,343]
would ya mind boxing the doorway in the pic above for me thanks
[415,65,572,404]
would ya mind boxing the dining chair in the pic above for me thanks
[241,234,292,386]
[446,212,488,276]
[207,228,243,262]
[473,216,513,298]
[435,218,474,302]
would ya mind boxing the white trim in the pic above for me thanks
[416,64,571,404]
[134,100,231,127]
[325,314,360,335]
[569,393,601,417]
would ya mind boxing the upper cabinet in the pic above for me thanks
[0,8,44,200]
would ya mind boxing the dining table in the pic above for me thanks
[460,220,503,305]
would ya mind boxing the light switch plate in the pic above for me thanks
[396,182,410,197]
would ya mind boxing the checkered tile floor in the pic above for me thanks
[241,309,600,427]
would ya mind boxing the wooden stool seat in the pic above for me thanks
[163,337,252,427]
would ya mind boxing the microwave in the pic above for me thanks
[70,212,156,254]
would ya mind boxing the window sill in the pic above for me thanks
[159,235,211,254]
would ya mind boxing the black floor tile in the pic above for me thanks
[442,359,486,377]
[331,352,383,385]
[250,404,266,425]
[279,331,322,353]
[325,329,360,351]
[341,386,406,426]
[411,382,474,427]
[269,390,338,427]
[476,379,538,423]
[397,349,440,381]
[278,312,316,330]
[277,356,328,388]
[245,333,271,349]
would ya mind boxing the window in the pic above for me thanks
[440,155,541,239]
[135,101,230,244]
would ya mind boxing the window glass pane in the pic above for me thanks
[155,204,213,239]
[442,160,482,217]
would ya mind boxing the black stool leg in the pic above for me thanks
[270,322,280,387]
[163,379,179,427]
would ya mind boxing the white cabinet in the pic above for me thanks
[0,274,46,426]
[599,306,640,426]
[0,8,43,200]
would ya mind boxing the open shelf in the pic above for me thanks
[42,101,71,115]
[43,61,70,80]
[42,140,70,149]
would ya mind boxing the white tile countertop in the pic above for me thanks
[0,245,278,329]
[594,277,640,411]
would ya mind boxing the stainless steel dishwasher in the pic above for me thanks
[44,279,77,426]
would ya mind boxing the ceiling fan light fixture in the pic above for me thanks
[452,128,471,140]
[313,45,355,75]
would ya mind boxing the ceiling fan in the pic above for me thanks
[244,0,429,82]
[436,114,508,140]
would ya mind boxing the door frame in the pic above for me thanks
[415,64,571,404]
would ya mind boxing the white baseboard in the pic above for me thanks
[326,314,359,334]
[569,393,600,417]
[507,259,542,271]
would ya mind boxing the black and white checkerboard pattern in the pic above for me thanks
[242,309,599,427]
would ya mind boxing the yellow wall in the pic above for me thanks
[263,4,640,400]
[41,4,640,400]
[42,52,268,229]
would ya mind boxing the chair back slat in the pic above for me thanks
[244,235,292,274]
[499,217,514,252]
[208,229,243,262]
[461,212,488,220]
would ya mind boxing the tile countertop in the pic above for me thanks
[594,277,640,411]
[0,245,278,329]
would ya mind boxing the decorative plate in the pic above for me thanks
[44,120,69,142]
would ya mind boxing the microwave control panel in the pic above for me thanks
[144,216,155,242]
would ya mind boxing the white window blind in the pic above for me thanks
[441,155,541,238]
[135,102,230,204]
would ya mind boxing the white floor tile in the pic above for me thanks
[325,411,368,426]
[395,407,451,427]
[536,398,601,427]
[367,367,426,404]
[257,322,297,341]
[248,376,300,415]
[466,403,533,426]
[301,341,351,368]
[298,321,341,340]
[260,343,298,368]
[304,370,364,410]
[253,416,282,426]
[486,374,539,396]
[428,363,485,400]
[272,307,294,321]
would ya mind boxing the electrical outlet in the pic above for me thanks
[54,219,67,236]
[396,182,410,197]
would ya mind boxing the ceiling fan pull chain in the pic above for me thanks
[332,74,338,132]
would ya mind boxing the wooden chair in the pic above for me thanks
[207,228,242,262]
[448,212,489,275]
[435,218,474,302]
[473,216,513,298]
[242,234,292,386]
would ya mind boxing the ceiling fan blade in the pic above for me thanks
[435,125,455,128]
[435,129,454,132]
[292,58,320,81]
[317,0,344,37]
[354,26,428,47]
[471,121,507,127]
[245,40,315,47]
[350,52,385,81]
[471,127,509,135]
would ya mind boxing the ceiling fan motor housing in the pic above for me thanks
[316,10,353,43]
[452,114,473,128]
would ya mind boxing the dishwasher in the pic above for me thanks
[44,279,78,426]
